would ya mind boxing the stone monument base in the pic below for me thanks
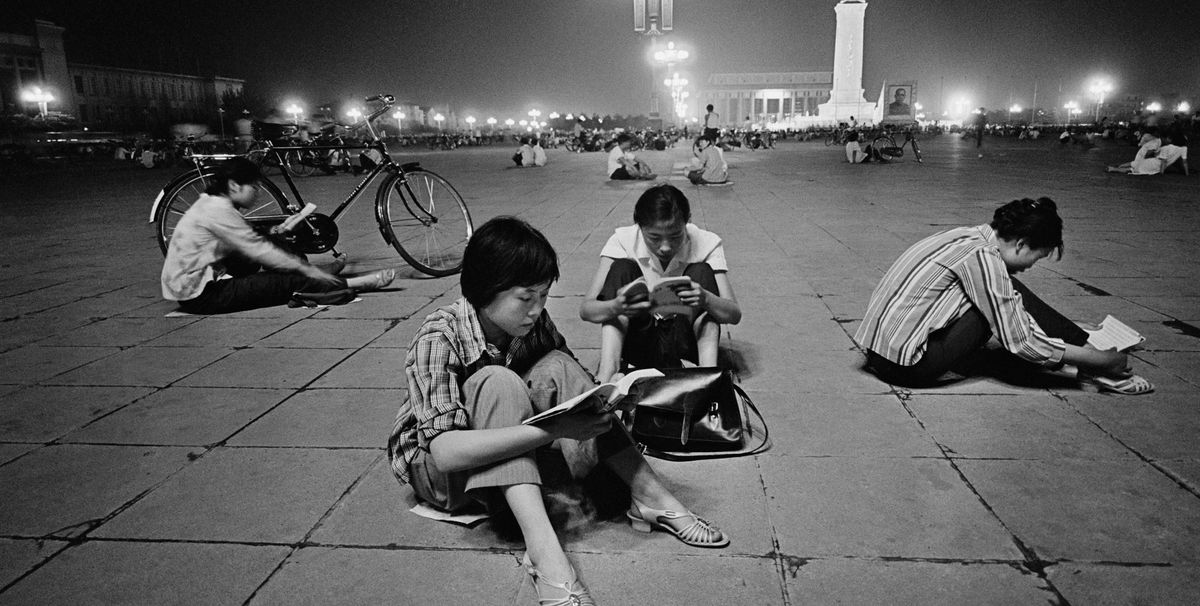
[818,100,878,124]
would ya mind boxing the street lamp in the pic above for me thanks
[433,113,445,130]
[1145,102,1162,113]
[486,116,497,134]
[20,86,54,118]
[286,103,303,125]
[1008,104,1022,123]
[505,118,515,127]
[527,109,541,130]
[1063,101,1078,124]
[1177,101,1191,113]
[346,108,363,123]
[1088,78,1113,122]
[465,116,476,132]
[394,110,405,132]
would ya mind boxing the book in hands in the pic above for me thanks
[617,276,694,317]
[1085,315,1145,352]
[522,368,665,425]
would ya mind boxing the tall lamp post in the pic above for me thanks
[1089,78,1112,122]
[286,103,303,125]
[434,113,445,131]
[663,73,688,124]
[217,106,226,142]
[394,110,405,133]
[1008,104,1022,124]
[486,116,497,135]
[527,109,542,130]
[651,41,689,123]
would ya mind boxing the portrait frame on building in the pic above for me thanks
[883,83,916,122]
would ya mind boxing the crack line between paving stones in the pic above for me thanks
[890,389,1075,605]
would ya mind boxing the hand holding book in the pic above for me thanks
[523,368,665,425]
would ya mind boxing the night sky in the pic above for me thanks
[8,0,1198,119]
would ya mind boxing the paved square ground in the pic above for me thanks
[1,134,1198,604]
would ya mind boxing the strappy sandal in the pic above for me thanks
[1089,374,1155,395]
[521,554,596,606]
[626,499,730,548]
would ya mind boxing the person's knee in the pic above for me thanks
[464,366,528,408]
[603,258,642,292]
[683,262,718,292]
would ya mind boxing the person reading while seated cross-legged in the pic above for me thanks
[607,133,656,180]
[856,197,1153,395]
[687,134,729,185]
[161,157,394,314]
[387,216,728,606]
[581,184,742,383]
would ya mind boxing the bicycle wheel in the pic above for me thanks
[376,168,472,276]
[284,150,316,177]
[155,170,291,255]
[873,135,900,159]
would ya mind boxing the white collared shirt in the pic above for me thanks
[599,223,727,285]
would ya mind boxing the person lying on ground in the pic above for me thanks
[580,184,741,383]
[856,197,1153,395]
[1107,133,1189,175]
[161,157,394,314]
[388,216,728,606]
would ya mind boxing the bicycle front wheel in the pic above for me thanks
[156,170,291,255]
[376,168,472,276]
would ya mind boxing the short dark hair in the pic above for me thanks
[633,184,691,227]
[615,133,633,145]
[205,157,262,195]
[706,104,714,112]
[695,134,713,145]
[990,197,1064,258]
[460,216,559,306]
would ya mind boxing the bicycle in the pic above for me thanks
[869,124,923,163]
[149,94,474,277]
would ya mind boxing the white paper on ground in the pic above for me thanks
[1085,315,1145,351]
[409,502,490,526]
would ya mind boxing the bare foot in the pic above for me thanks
[346,269,396,291]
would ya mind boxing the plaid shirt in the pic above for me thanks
[855,224,1066,367]
[388,297,572,484]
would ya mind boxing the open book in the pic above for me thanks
[617,276,693,317]
[1085,315,1145,352]
[522,368,664,425]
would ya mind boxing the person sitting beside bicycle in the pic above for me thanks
[844,130,886,163]
[161,157,394,314]
[608,133,656,180]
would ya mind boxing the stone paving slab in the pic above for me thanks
[62,386,292,446]
[1046,563,1200,606]
[0,444,196,537]
[957,459,1200,563]
[92,446,377,543]
[0,538,67,589]
[46,345,231,387]
[0,385,154,443]
[176,347,352,389]
[0,345,123,386]
[145,316,301,347]
[784,559,1054,605]
[1,541,290,606]
[227,388,401,448]
[761,455,1022,560]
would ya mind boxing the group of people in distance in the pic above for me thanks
[161,149,1154,604]
[1106,128,1190,175]
[513,136,548,168]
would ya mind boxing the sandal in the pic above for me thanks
[521,554,595,606]
[1089,374,1155,395]
[626,499,729,548]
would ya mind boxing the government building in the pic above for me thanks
[698,71,832,128]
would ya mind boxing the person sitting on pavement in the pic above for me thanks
[1107,133,1189,175]
[844,130,884,163]
[856,197,1153,395]
[532,137,547,167]
[161,157,394,314]
[687,134,729,185]
[513,137,535,167]
[387,216,728,606]
[580,184,742,383]
[607,133,656,180]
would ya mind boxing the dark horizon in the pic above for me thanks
[8,0,1198,121]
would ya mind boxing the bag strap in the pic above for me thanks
[639,384,771,461]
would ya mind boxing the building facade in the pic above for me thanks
[698,71,833,128]
[2,19,242,132]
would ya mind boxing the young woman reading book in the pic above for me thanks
[580,184,742,383]
[855,197,1153,395]
[388,216,728,606]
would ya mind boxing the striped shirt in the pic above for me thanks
[388,297,572,484]
[855,224,1066,367]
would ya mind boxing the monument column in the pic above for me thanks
[817,0,876,122]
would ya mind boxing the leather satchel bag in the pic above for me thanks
[628,367,769,460]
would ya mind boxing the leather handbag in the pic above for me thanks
[628,367,769,460]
